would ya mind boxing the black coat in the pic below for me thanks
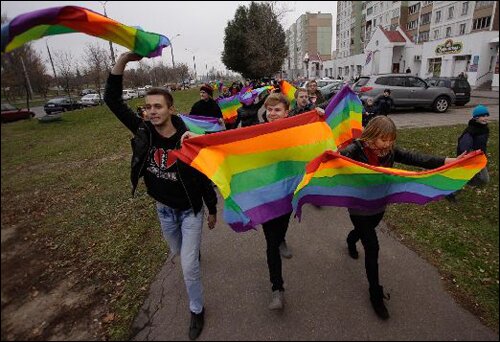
[375,96,394,116]
[104,74,217,214]
[190,99,223,119]
[457,119,489,155]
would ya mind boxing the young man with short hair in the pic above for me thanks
[104,52,217,341]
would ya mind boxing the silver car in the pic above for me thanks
[353,74,456,113]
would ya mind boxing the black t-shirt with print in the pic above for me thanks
[143,128,191,210]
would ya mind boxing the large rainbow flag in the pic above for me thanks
[280,80,297,109]
[1,6,170,57]
[293,150,487,220]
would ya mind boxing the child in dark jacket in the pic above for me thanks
[362,97,379,127]
[374,88,394,116]
[339,116,463,320]
[446,105,490,202]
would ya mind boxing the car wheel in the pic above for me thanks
[433,96,450,113]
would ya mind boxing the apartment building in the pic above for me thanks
[283,12,332,80]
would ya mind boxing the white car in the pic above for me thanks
[123,89,139,100]
[137,87,147,97]
[80,93,103,106]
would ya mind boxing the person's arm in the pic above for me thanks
[199,173,217,229]
[394,147,446,169]
[105,52,143,133]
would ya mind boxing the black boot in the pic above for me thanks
[188,308,205,340]
[347,238,359,259]
[369,286,389,320]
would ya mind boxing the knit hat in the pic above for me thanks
[472,104,489,118]
[200,84,213,97]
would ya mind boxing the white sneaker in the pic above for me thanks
[268,290,284,310]
[279,241,293,259]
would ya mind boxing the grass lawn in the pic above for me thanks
[1,88,498,339]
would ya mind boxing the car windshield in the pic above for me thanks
[1,103,16,111]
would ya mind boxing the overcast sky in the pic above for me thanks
[1,1,337,75]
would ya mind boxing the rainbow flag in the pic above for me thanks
[1,6,170,57]
[293,150,487,220]
[280,80,297,109]
[179,114,224,134]
[238,85,274,105]
[172,111,336,232]
[324,85,363,149]
[216,95,241,124]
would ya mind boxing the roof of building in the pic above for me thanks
[380,27,407,42]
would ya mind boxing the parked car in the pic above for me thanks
[352,74,456,113]
[301,78,338,90]
[319,81,344,101]
[80,93,103,106]
[80,88,96,96]
[1,103,35,123]
[137,87,147,97]
[123,89,139,99]
[425,77,471,106]
[44,97,83,114]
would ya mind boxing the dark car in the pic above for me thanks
[44,97,83,114]
[319,81,344,101]
[1,103,35,123]
[425,77,471,106]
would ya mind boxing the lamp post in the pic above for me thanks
[303,52,310,80]
[169,33,181,68]
[185,48,198,82]
[99,1,116,64]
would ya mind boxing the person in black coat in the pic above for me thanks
[339,116,463,320]
[234,92,268,128]
[362,97,379,127]
[105,52,217,340]
[374,89,394,116]
[190,84,223,120]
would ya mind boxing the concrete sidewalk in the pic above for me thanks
[471,89,499,99]
[132,205,498,341]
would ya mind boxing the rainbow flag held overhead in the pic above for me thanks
[279,80,297,109]
[179,114,224,134]
[323,85,363,150]
[293,150,487,220]
[1,6,170,57]
[172,111,336,232]
[237,85,274,105]
[216,95,241,124]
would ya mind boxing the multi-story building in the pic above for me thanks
[283,12,332,80]
[284,1,498,88]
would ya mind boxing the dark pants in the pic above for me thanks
[347,212,385,289]
[262,212,292,292]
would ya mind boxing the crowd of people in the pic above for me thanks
[105,51,490,340]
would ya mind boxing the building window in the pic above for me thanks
[433,29,439,39]
[459,23,466,35]
[409,3,420,14]
[435,10,441,23]
[423,1,433,6]
[448,6,454,19]
[367,7,373,15]
[472,16,492,30]
[446,27,452,37]
[462,2,469,15]
[419,31,430,42]
[421,13,431,25]
[407,20,418,30]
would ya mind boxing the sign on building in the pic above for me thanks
[435,39,463,55]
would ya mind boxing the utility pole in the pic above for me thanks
[46,41,59,95]
[20,57,34,99]
[99,1,116,64]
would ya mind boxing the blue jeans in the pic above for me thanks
[156,202,204,314]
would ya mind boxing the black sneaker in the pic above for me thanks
[188,308,204,340]
[347,239,359,259]
[369,286,389,320]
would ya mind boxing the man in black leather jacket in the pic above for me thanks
[104,52,217,341]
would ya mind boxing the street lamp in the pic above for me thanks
[185,48,198,81]
[169,33,181,68]
[99,1,116,64]
[303,52,310,80]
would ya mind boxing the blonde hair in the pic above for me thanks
[294,88,308,99]
[360,116,397,142]
[264,93,290,110]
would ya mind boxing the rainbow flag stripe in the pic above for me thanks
[172,111,336,231]
[280,80,297,109]
[324,86,363,149]
[293,150,487,219]
[216,95,240,124]
[1,6,170,57]
[179,114,224,134]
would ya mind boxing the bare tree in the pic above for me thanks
[84,43,110,97]
[54,51,76,99]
